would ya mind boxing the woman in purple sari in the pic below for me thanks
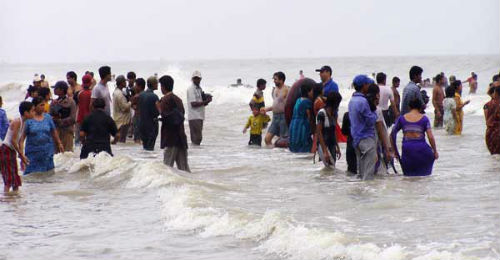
[391,98,438,176]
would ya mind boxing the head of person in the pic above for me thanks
[192,71,202,86]
[316,66,332,83]
[325,92,342,113]
[493,86,500,99]
[98,66,112,82]
[40,74,46,81]
[53,81,68,97]
[32,97,45,115]
[159,75,174,95]
[33,74,42,87]
[256,78,266,90]
[147,76,158,90]
[92,98,106,110]
[300,82,313,100]
[82,74,92,89]
[408,98,423,111]
[366,83,380,106]
[66,71,77,86]
[19,101,35,119]
[127,71,136,86]
[135,78,146,92]
[251,106,259,116]
[0,96,2,107]
[236,78,242,84]
[409,66,423,84]
[353,75,374,94]
[313,83,323,100]
[376,72,387,85]
[38,87,50,101]
[451,80,462,94]
[299,70,303,75]
[273,71,286,87]
[492,74,499,83]
[435,74,444,86]
[27,86,39,98]
[392,77,400,88]
[449,75,456,84]
[115,75,127,89]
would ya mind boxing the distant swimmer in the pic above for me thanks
[230,78,252,88]
[299,70,305,80]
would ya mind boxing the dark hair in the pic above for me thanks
[159,75,174,92]
[325,92,342,110]
[493,74,499,82]
[313,83,323,100]
[127,71,136,80]
[28,86,38,95]
[256,78,266,87]
[32,97,44,106]
[494,86,500,95]
[409,66,423,81]
[367,83,380,96]
[300,82,312,97]
[66,71,77,80]
[98,66,111,79]
[451,80,461,90]
[408,98,423,110]
[19,101,34,116]
[93,98,106,109]
[38,87,50,98]
[392,76,400,84]
[376,72,386,84]
[435,74,443,84]
[273,71,286,82]
[135,78,146,89]
[445,86,455,98]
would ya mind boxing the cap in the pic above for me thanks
[52,81,68,91]
[192,70,202,79]
[352,75,374,88]
[315,66,332,73]
[33,74,42,82]
[115,75,126,85]
[82,74,92,87]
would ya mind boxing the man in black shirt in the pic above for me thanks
[79,98,118,159]
[138,76,160,151]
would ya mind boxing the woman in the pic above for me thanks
[391,98,438,176]
[288,83,314,153]
[452,80,470,135]
[316,92,342,166]
[443,86,458,135]
[21,97,64,175]
[483,86,500,154]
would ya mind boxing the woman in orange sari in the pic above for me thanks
[484,86,500,154]
[452,81,470,135]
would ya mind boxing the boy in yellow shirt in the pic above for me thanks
[243,107,270,146]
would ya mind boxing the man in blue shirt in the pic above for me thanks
[401,66,425,115]
[348,75,378,180]
[316,65,339,96]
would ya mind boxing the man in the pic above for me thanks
[77,74,93,142]
[432,74,445,128]
[91,66,113,116]
[265,71,289,145]
[138,76,160,150]
[112,75,131,143]
[158,75,190,172]
[131,78,146,144]
[464,72,478,94]
[348,75,378,180]
[316,65,339,96]
[50,81,77,152]
[401,66,425,115]
[376,72,399,127]
[186,71,212,145]
[40,74,50,88]
[391,77,401,112]
[66,71,82,98]
[80,98,118,159]
[125,71,136,101]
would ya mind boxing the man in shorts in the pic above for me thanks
[265,72,289,146]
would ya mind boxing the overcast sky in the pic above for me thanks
[0,0,498,63]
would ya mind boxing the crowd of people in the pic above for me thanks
[0,64,499,192]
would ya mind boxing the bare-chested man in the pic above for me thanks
[432,74,445,128]
[67,71,82,98]
[265,71,289,146]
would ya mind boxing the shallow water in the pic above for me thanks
[0,56,499,260]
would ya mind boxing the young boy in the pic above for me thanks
[0,101,34,192]
[0,96,9,140]
[243,107,270,146]
[249,79,266,110]
[316,92,342,167]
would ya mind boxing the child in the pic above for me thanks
[0,96,9,140]
[249,79,266,110]
[443,85,458,135]
[316,92,342,167]
[0,102,34,192]
[243,107,270,146]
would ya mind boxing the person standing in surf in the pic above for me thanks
[138,76,160,151]
[316,92,342,166]
[112,75,132,143]
[401,66,425,115]
[91,66,113,116]
[131,78,146,144]
[452,80,470,135]
[0,102,34,192]
[243,107,270,146]
[289,83,314,153]
[432,74,445,128]
[50,81,77,153]
[348,75,378,180]
[265,72,289,146]
[443,85,458,135]
[0,97,9,141]
[187,71,212,146]
[376,72,399,127]
[249,78,266,110]
[483,86,500,155]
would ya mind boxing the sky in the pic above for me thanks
[0,0,499,63]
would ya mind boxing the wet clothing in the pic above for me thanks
[249,89,265,110]
[249,134,262,146]
[163,146,190,172]
[113,88,132,130]
[316,108,337,165]
[131,92,142,142]
[391,115,434,176]
[443,98,457,135]
[24,114,56,175]
[348,92,377,148]
[159,93,188,150]
[91,82,112,116]
[0,144,21,188]
[454,93,465,135]
[401,81,424,115]
[50,95,77,152]
[432,86,445,128]
[245,114,270,146]
[0,108,8,140]
[323,79,339,96]
[80,109,117,159]
[188,119,203,145]
[289,98,313,153]
[342,112,357,174]
[355,137,377,180]
[138,89,159,150]
[484,99,500,155]
[186,84,205,121]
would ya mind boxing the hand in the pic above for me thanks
[335,146,342,160]
[242,128,247,134]
[58,143,64,153]
[384,150,394,162]
[323,151,331,164]
[434,151,439,160]
[464,100,470,105]
[20,154,30,165]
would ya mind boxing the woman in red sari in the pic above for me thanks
[484,86,500,155]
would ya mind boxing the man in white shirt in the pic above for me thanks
[91,66,113,116]
[186,71,212,145]
[376,72,399,127]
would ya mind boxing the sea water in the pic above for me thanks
[0,56,499,260]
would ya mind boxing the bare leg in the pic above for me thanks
[264,132,274,146]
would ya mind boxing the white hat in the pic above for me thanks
[192,70,202,79]
[33,74,41,82]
